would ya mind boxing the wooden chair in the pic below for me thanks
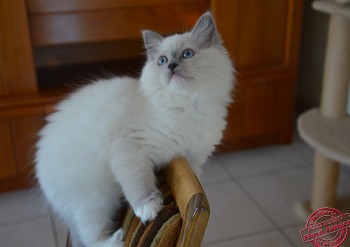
[67,157,210,247]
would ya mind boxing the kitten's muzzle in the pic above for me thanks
[167,63,178,71]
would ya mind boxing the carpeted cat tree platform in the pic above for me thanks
[294,0,350,219]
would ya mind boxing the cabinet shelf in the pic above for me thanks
[36,57,144,92]
[298,108,350,165]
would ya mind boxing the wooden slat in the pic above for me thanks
[164,158,204,219]
[26,0,204,14]
[29,3,209,46]
[0,0,37,95]
[164,158,209,247]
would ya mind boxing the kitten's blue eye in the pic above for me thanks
[182,49,194,59]
[158,56,168,66]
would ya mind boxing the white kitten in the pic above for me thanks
[35,12,234,247]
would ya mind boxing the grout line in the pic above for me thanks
[49,215,60,247]
[278,227,299,247]
[202,177,233,187]
[282,222,305,229]
[214,156,238,181]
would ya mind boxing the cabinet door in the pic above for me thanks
[212,0,303,151]
[27,0,209,46]
[212,0,303,71]
[0,114,45,192]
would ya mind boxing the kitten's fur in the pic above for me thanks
[35,12,234,247]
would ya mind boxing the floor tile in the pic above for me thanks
[0,189,50,226]
[239,166,313,227]
[0,217,56,247]
[202,180,274,244]
[204,230,294,247]
[217,145,307,179]
[201,157,231,185]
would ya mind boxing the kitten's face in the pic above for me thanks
[147,33,203,89]
[140,12,233,103]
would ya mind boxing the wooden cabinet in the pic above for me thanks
[213,0,304,151]
[0,0,304,191]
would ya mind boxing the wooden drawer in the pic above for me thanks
[27,0,209,46]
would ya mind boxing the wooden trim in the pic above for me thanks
[0,120,18,179]
[0,0,37,95]
[0,173,36,193]
[0,93,61,119]
[284,0,304,67]
[27,0,205,14]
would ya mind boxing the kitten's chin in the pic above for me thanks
[168,72,193,84]
[170,73,183,82]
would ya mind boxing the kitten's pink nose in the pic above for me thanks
[168,63,178,71]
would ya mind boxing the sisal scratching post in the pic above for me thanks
[311,153,340,209]
[319,15,350,119]
[309,1,350,210]
[295,0,350,218]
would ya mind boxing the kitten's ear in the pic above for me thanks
[142,30,163,59]
[191,12,222,48]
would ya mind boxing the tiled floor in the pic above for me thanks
[1,133,350,247]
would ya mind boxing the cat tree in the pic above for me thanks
[295,0,350,218]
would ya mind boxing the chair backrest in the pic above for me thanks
[163,158,210,247]
[66,157,210,247]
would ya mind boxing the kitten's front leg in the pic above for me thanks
[111,146,163,223]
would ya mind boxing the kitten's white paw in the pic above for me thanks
[113,228,124,242]
[134,191,163,223]
[110,228,124,247]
